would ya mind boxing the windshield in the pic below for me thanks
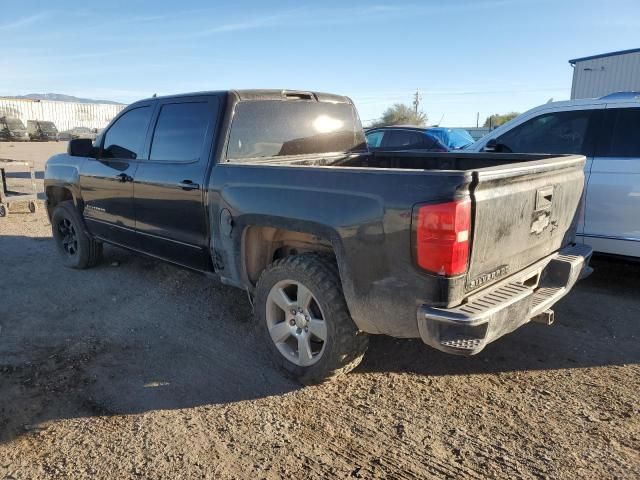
[39,121,57,133]
[227,100,366,160]
[5,118,25,130]
[429,128,474,150]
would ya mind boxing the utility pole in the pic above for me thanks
[412,89,422,116]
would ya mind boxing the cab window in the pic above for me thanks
[227,101,365,160]
[102,107,152,160]
[149,102,211,162]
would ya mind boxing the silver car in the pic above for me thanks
[468,92,640,258]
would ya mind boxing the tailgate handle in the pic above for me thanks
[536,186,554,211]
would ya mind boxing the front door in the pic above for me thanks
[80,104,154,245]
[583,106,640,257]
[133,95,220,269]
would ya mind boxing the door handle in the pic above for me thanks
[116,173,132,183]
[179,180,200,191]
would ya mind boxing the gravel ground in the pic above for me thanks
[0,143,639,479]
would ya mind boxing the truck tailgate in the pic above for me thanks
[466,155,585,292]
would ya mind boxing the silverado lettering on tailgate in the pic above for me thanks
[469,265,510,289]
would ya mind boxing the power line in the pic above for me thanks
[353,86,568,104]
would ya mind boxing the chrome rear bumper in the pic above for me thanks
[417,244,593,355]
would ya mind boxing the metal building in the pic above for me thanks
[0,98,125,132]
[569,48,640,99]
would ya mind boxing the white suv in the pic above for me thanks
[468,92,640,258]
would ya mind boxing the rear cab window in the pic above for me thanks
[226,100,366,161]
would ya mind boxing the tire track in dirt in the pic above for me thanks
[248,381,489,479]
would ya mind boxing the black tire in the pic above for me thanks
[255,253,369,385]
[51,200,102,269]
[28,201,37,213]
[0,204,7,217]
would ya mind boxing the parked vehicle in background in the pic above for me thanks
[365,126,448,151]
[27,120,59,141]
[427,127,475,150]
[468,92,640,258]
[58,127,98,141]
[0,116,29,141]
[45,89,591,384]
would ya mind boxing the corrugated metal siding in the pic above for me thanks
[571,51,640,99]
[0,99,125,131]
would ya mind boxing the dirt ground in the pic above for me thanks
[0,143,638,479]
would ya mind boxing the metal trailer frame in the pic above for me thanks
[0,158,38,217]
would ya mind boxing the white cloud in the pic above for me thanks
[180,1,534,37]
[0,12,48,31]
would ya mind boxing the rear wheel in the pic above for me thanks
[255,254,369,384]
[0,204,7,217]
[51,200,102,269]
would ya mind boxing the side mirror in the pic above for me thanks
[68,138,95,157]
[484,138,498,152]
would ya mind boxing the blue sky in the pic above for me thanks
[2,0,639,126]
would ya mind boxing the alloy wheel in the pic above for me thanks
[265,279,328,367]
[58,218,78,256]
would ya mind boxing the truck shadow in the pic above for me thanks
[0,235,638,444]
[0,236,299,444]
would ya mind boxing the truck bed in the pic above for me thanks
[222,151,585,319]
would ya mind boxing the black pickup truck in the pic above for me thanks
[44,90,592,384]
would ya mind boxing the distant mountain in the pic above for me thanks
[7,93,124,105]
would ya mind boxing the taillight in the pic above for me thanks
[415,199,471,276]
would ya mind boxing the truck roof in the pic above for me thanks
[133,89,353,105]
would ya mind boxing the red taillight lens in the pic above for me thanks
[415,199,471,276]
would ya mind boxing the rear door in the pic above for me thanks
[80,103,154,245]
[133,95,220,269]
[583,106,640,257]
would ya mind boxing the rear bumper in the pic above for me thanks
[417,244,593,355]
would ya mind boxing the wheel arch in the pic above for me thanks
[45,185,74,214]
[241,223,342,288]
